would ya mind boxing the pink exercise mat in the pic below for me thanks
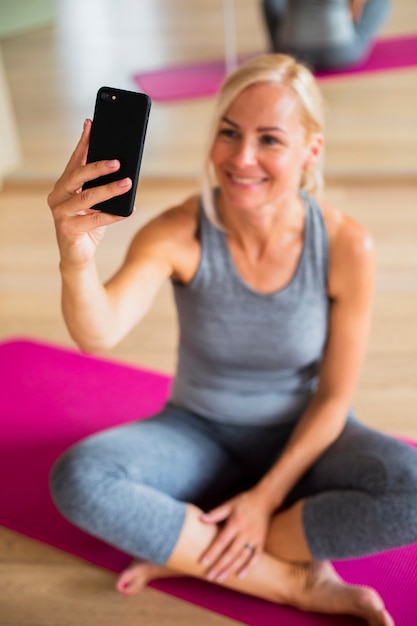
[133,34,417,102]
[1,337,417,625]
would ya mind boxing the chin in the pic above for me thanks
[224,186,269,208]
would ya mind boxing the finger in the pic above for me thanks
[48,158,122,212]
[201,502,232,524]
[200,525,236,569]
[237,550,260,579]
[55,176,132,220]
[78,176,132,210]
[207,539,250,582]
[65,118,92,172]
[67,206,126,235]
[350,0,364,22]
[63,158,122,199]
[54,119,92,193]
[49,119,121,206]
[207,540,247,582]
[48,122,91,209]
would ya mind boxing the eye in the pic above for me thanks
[260,134,281,146]
[219,127,239,140]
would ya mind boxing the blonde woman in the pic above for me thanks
[49,54,416,625]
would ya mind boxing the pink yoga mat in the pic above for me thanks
[133,35,417,102]
[1,337,417,625]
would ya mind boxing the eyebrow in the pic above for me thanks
[221,116,288,134]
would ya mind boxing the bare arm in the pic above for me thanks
[48,120,199,352]
[57,220,175,353]
[254,208,376,511]
[350,0,367,22]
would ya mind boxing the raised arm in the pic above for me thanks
[48,120,198,353]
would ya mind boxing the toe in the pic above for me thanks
[116,567,145,595]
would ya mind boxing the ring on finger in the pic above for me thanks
[244,543,255,552]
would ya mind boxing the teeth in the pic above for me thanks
[231,175,264,185]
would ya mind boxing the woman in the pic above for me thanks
[48,54,417,624]
[261,0,392,70]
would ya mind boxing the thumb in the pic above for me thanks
[65,119,92,175]
[201,501,233,524]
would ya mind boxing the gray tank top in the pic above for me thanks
[170,192,329,426]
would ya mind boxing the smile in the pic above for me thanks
[229,174,266,185]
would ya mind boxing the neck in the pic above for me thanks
[217,192,304,250]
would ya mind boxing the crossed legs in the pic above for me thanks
[117,501,393,625]
[51,407,417,624]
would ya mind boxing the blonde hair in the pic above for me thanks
[201,53,325,227]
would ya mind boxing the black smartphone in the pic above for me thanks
[83,86,152,217]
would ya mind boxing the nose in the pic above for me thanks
[232,139,257,168]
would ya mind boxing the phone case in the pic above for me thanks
[83,87,152,217]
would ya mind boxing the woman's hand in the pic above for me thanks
[47,119,132,270]
[350,0,366,22]
[199,489,272,582]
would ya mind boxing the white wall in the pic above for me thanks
[0,47,21,186]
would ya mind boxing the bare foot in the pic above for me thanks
[291,561,394,626]
[116,558,394,626]
[116,559,178,596]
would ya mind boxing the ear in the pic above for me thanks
[303,133,324,170]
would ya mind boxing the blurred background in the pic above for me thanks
[1,0,416,183]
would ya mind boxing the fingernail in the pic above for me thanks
[117,177,131,187]
[106,159,119,168]
[200,557,209,566]
[207,571,215,581]
[217,572,227,582]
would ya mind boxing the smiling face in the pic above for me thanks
[209,82,322,214]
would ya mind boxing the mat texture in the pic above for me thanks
[133,34,417,102]
[1,337,417,625]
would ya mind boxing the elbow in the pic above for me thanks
[62,312,122,355]
[70,332,119,356]
[313,389,351,417]
[77,342,102,356]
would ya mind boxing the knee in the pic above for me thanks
[388,446,417,496]
[383,449,417,542]
[49,444,99,520]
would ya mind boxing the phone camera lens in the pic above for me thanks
[100,91,110,101]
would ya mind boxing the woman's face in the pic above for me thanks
[210,82,321,213]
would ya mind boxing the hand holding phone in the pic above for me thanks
[83,87,152,217]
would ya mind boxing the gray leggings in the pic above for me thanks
[262,0,392,70]
[50,403,417,565]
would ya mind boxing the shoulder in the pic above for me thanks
[125,194,201,281]
[321,200,374,259]
[137,194,199,239]
[320,201,375,299]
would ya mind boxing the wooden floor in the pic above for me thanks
[0,1,417,624]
